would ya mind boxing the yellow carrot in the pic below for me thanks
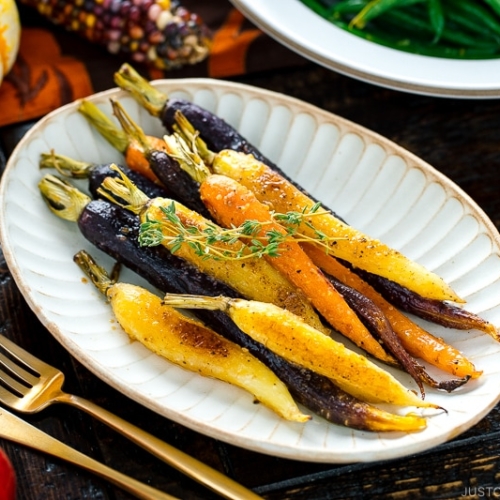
[198,173,394,364]
[210,149,463,304]
[142,198,329,335]
[97,167,329,335]
[110,283,310,422]
[163,293,439,409]
[74,250,310,423]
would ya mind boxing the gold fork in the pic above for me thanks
[0,334,262,500]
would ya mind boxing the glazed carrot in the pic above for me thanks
[170,111,462,303]
[73,250,310,423]
[97,168,330,335]
[304,243,482,380]
[162,293,439,409]
[146,138,465,391]
[209,148,463,304]
[157,129,480,389]
[78,99,165,183]
[171,113,495,337]
[197,172,393,364]
[39,176,429,433]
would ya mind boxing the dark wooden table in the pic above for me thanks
[3,8,500,500]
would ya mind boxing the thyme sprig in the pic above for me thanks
[139,201,338,261]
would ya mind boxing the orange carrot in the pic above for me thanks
[96,167,329,335]
[199,173,393,364]
[123,135,166,183]
[210,149,463,304]
[303,243,481,380]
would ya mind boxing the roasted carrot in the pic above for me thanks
[170,110,461,303]
[162,293,439,409]
[208,148,462,304]
[39,175,429,433]
[112,70,461,303]
[99,155,450,392]
[156,131,479,390]
[146,139,461,391]
[73,250,309,423]
[303,243,482,380]
[106,98,211,218]
[197,172,393,364]
[191,135,494,341]
[100,109,427,386]
[356,268,499,340]
[159,134,430,370]
[120,109,485,338]
[97,167,330,335]
[78,99,165,184]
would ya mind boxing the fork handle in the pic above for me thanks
[0,407,176,500]
[60,393,262,500]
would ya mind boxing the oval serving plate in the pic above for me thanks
[230,0,500,98]
[1,79,500,463]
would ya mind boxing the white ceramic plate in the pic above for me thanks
[230,0,500,98]
[1,79,500,463]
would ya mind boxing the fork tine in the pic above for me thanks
[0,385,24,408]
[0,350,39,388]
[0,335,49,374]
[0,335,65,415]
[0,359,31,398]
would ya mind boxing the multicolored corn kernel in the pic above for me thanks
[19,0,212,70]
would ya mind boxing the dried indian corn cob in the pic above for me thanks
[19,0,212,70]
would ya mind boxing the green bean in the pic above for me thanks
[444,0,500,36]
[401,2,500,43]
[351,0,426,28]
[299,0,332,17]
[382,7,500,48]
[300,0,500,58]
[442,6,500,41]
[331,17,500,57]
[428,0,444,42]
[330,0,369,15]
[412,1,500,43]
[483,0,500,17]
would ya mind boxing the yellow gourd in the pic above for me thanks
[0,0,20,83]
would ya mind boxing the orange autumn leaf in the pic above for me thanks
[208,8,262,78]
[0,28,93,127]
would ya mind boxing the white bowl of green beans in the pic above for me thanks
[231,0,500,98]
